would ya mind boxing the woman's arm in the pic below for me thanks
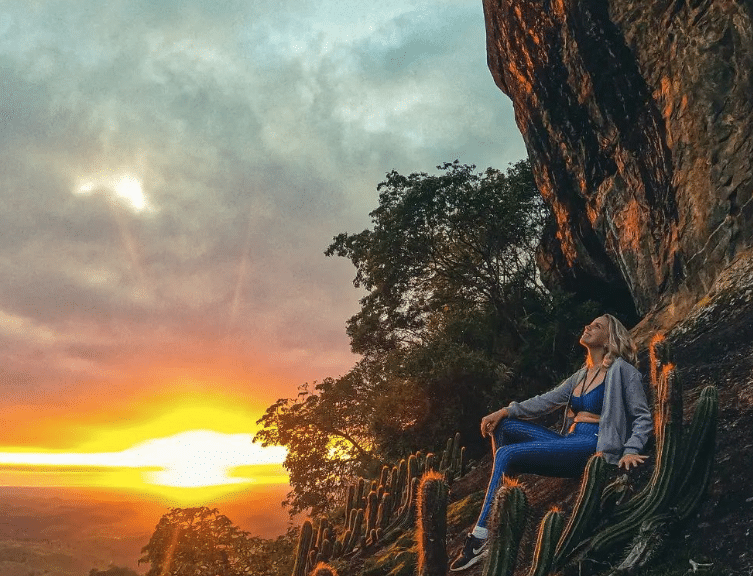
[619,361,653,457]
[505,370,583,420]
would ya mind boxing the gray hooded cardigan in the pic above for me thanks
[505,357,653,465]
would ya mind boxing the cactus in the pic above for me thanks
[585,366,684,558]
[553,453,607,567]
[673,386,718,521]
[347,509,364,553]
[319,538,332,562]
[309,563,338,576]
[376,492,392,530]
[307,549,317,573]
[345,484,355,522]
[439,436,453,471]
[338,530,351,554]
[425,452,437,472]
[355,478,366,512]
[527,508,565,576]
[416,450,425,474]
[291,520,314,576]
[417,471,449,576]
[459,446,467,477]
[613,512,677,574]
[482,480,528,576]
[331,539,342,560]
[314,518,328,550]
[365,490,379,534]
[600,474,630,521]
[407,454,419,493]
[615,344,681,520]
[445,432,462,480]
[380,465,390,486]
[394,459,408,512]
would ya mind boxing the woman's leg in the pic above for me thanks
[476,419,565,529]
[450,422,597,571]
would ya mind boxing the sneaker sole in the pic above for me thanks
[449,548,488,572]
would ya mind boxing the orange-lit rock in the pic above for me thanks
[483,0,752,327]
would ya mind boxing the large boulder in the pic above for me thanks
[483,0,753,328]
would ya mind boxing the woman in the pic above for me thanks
[450,314,653,571]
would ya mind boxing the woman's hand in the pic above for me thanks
[480,408,508,438]
[618,453,648,470]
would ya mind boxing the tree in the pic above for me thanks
[254,367,383,516]
[255,159,599,516]
[325,160,549,361]
[139,507,294,576]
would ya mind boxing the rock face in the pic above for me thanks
[483,0,753,326]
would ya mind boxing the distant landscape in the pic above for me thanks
[0,486,292,576]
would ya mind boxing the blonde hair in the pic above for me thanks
[600,313,637,368]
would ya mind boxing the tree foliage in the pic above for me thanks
[326,160,548,359]
[255,159,600,516]
[139,507,295,576]
[254,368,382,516]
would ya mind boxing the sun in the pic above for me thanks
[0,398,289,505]
[75,173,151,213]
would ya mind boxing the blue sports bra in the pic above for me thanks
[570,382,605,415]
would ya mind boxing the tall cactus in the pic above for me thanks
[586,365,684,558]
[291,519,313,576]
[553,453,607,567]
[417,471,449,576]
[527,508,565,576]
[674,385,718,521]
[615,340,680,520]
[482,480,528,576]
[345,484,355,523]
[365,490,379,535]
[355,478,366,513]
[425,452,437,472]
[345,509,364,554]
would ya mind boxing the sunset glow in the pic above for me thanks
[0,398,289,505]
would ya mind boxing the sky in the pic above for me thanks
[0,0,525,497]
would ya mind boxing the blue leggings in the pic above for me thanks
[476,418,599,528]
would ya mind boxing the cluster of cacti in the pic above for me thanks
[288,433,466,576]
[290,518,339,576]
[288,341,718,576]
[439,432,466,482]
[416,471,449,576]
[582,355,718,563]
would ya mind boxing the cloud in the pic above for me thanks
[0,0,525,430]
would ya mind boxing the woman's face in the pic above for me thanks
[580,316,609,349]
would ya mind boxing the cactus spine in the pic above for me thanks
[527,509,565,576]
[417,471,449,576]
[554,453,607,566]
[482,481,528,576]
[291,519,313,576]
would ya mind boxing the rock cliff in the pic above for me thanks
[483,0,753,328]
